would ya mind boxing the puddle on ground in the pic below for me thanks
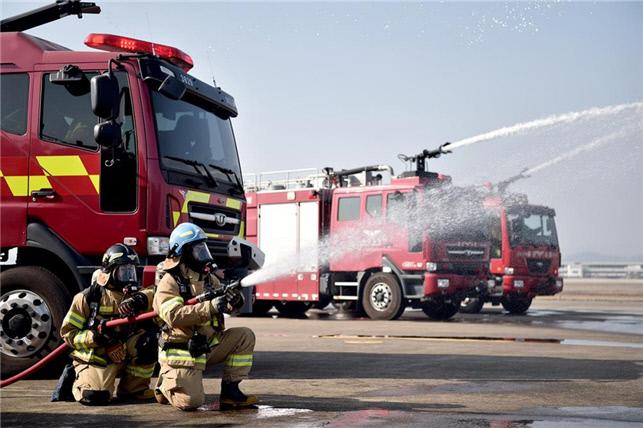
[317,334,643,349]
[197,402,312,419]
[556,316,643,336]
[561,339,643,349]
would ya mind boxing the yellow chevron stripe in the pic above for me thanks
[225,198,242,210]
[36,155,88,176]
[4,176,28,196]
[181,190,210,213]
[89,175,100,193]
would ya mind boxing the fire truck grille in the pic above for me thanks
[450,262,483,275]
[188,203,241,235]
[446,247,486,260]
[527,259,551,274]
[207,240,230,261]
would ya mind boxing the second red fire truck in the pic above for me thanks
[245,146,492,321]
[460,173,564,314]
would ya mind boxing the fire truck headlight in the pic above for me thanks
[514,280,524,288]
[504,267,515,275]
[556,279,563,288]
[437,279,450,289]
[147,237,170,256]
[426,262,438,272]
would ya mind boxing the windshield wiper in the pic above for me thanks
[164,156,218,188]
[208,163,244,195]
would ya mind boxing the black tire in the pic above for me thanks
[312,295,332,310]
[501,294,533,314]
[275,301,311,317]
[361,273,404,320]
[250,300,274,316]
[0,266,72,377]
[460,296,484,314]
[422,298,460,320]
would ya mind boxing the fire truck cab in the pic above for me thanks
[0,2,247,376]
[461,192,564,314]
[246,153,491,321]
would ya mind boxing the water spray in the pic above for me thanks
[448,102,642,150]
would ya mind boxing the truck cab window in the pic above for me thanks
[366,194,382,217]
[1,73,29,135]
[100,72,137,213]
[337,197,360,221]
[41,72,99,151]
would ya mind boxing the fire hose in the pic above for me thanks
[0,289,223,389]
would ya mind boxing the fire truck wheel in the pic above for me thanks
[251,300,274,316]
[275,301,312,317]
[422,298,460,320]
[501,294,533,314]
[0,266,71,377]
[362,273,405,320]
[459,297,484,314]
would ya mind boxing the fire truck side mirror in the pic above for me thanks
[158,75,186,101]
[91,73,119,120]
[94,121,122,148]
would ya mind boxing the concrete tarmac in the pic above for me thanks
[1,279,642,427]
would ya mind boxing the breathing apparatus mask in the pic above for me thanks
[183,241,214,273]
[109,264,138,291]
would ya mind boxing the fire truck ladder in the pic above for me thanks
[1,0,100,33]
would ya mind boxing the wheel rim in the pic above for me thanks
[370,282,393,311]
[462,297,477,307]
[0,289,53,358]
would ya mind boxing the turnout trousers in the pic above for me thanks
[72,330,156,403]
[155,327,255,410]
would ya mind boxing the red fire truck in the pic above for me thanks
[245,145,491,321]
[460,173,564,314]
[0,2,248,375]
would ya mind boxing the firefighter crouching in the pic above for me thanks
[60,244,157,405]
[154,222,256,411]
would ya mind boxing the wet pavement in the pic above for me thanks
[1,279,642,426]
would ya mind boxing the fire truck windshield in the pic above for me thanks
[151,90,242,193]
[507,212,559,248]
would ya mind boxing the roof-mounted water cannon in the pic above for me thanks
[495,168,530,194]
[1,0,101,33]
[397,142,452,178]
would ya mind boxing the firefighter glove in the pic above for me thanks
[211,295,232,314]
[119,292,148,317]
[106,343,127,364]
[93,320,114,347]
[225,287,244,310]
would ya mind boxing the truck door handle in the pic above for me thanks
[31,188,57,201]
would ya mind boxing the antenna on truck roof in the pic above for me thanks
[1,0,101,33]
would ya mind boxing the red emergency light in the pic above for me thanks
[84,33,194,72]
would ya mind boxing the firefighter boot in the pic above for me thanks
[219,381,257,409]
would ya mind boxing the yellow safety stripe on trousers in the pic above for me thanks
[73,330,91,352]
[126,364,155,378]
[159,348,207,365]
[225,354,253,367]
[72,349,108,366]
[159,296,184,321]
[64,310,86,329]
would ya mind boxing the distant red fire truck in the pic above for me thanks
[245,146,491,321]
[1,1,248,375]
[460,174,564,314]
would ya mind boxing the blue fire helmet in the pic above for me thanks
[168,222,207,257]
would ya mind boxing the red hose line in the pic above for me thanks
[0,295,207,388]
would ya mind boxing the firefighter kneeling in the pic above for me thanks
[154,223,256,411]
[60,244,157,405]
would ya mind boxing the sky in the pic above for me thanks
[1,1,642,260]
